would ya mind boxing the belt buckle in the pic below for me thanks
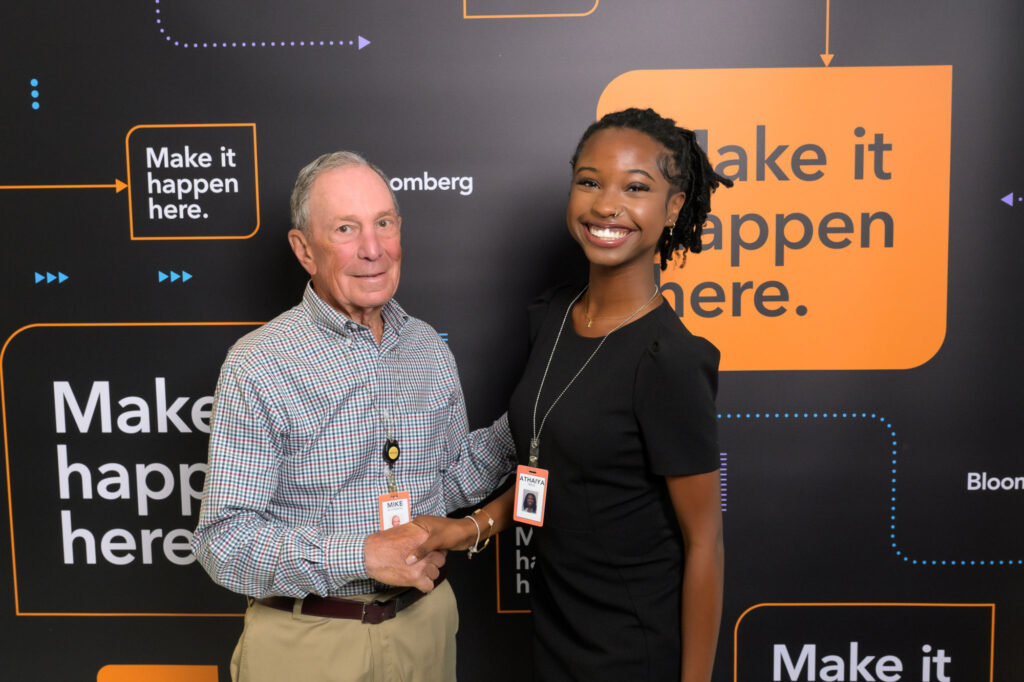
[361,599,396,625]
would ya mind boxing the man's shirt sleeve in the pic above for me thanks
[436,343,516,511]
[191,358,367,598]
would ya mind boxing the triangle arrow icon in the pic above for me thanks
[159,271,168,282]
[34,272,44,283]
[358,35,371,50]
[57,272,68,283]
[46,272,56,283]
[182,271,192,282]
[1002,192,1014,207]
[170,271,180,282]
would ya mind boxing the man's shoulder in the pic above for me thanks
[397,311,450,355]
[224,304,308,368]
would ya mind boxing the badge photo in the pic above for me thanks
[512,465,548,526]
[378,491,411,530]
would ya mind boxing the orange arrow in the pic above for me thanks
[0,179,127,193]
[820,0,834,66]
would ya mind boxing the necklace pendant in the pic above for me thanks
[586,318,592,328]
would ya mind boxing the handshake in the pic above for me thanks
[363,515,483,593]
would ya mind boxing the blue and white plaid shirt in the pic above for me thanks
[192,284,514,598]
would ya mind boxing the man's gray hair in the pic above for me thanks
[290,151,400,233]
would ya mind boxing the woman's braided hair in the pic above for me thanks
[570,107,733,270]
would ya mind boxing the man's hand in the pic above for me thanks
[410,515,478,556]
[364,523,446,593]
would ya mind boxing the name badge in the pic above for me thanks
[512,465,548,527]
[378,491,411,530]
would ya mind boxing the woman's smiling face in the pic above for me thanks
[566,127,685,270]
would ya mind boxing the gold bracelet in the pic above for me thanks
[466,509,494,559]
[474,508,494,540]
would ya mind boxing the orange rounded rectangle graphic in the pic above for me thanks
[97,665,218,682]
[599,66,952,370]
[463,0,598,19]
[733,603,994,682]
[125,123,260,241]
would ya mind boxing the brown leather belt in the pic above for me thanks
[255,567,447,625]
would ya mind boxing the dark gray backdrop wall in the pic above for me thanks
[1,1,1022,680]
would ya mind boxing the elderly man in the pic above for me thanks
[192,151,513,681]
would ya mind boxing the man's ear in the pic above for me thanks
[288,228,317,276]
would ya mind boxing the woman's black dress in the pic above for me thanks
[507,284,720,681]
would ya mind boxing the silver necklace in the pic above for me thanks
[529,285,660,466]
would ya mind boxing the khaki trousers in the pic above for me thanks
[230,581,458,682]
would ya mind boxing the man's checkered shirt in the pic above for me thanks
[192,285,514,598]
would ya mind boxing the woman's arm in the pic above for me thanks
[666,469,725,682]
[412,487,518,555]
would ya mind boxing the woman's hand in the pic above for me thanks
[410,515,479,554]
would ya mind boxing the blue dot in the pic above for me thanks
[31,90,38,98]
[30,78,38,86]
[31,102,39,110]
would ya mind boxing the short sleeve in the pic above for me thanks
[634,331,720,476]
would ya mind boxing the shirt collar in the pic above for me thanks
[301,282,408,338]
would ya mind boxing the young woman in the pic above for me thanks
[422,107,730,681]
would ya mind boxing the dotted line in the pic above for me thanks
[154,0,366,49]
[30,78,40,110]
[719,452,728,512]
[716,411,1022,568]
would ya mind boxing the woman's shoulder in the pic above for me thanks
[527,280,586,341]
[645,303,720,364]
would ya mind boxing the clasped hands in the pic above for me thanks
[363,515,479,593]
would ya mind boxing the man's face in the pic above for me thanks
[290,165,402,321]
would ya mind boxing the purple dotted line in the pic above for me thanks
[154,0,367,49]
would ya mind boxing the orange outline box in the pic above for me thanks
[97,665,218,682]
[733,602,995,682]
[463,0,597,19]
[600,66,952,371]
[125,123,260,241]
[494,532,530,614]
[1,322,262,617]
